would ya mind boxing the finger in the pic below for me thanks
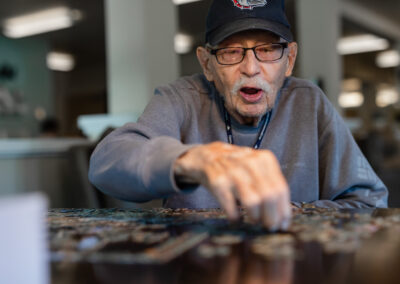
[204,166,239,220]
[260,180,290,230]
[217,159,262,222]
[224,151,284,227]
[214,184,239,221]
[229,173,261,222]
[280,215,291,231]
[261,197,279,231]
[252,176,285,230]
[278,189,292,230]
[251,154,290,230]
[266,172,291,230]
[244,158,280,228]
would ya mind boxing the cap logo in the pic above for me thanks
[232,0,268,10]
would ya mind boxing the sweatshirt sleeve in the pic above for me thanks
[88,86,196,202]
[314,100,388,209]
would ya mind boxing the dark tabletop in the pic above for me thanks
[49,207,400,284]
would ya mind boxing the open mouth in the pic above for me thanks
[241,87,260,94]
[240,87,263,103]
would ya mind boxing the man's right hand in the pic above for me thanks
[173,141,291,231]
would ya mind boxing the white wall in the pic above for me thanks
[296,0,342,110]
[105,0,179,116]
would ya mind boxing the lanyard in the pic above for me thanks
[222,106,272,149]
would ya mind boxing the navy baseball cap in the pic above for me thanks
[205,0,293,46]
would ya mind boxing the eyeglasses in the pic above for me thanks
[208,42,288,65]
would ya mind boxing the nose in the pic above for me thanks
[239,49,261,77]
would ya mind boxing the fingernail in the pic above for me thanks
[281,219,291,231]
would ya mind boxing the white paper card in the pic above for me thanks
[0,193,49,284]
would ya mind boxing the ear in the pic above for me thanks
[196,46,215,82]
[285,42,298,77]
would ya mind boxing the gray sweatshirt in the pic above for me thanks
[89,74,388,209]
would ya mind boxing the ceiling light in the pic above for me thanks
[376,50,400,68]
[337,34,389,55]
[376,88,399,108]
[339,92,364,108]
[46,52,75,72]
[172,0,202,5]
[174,33,194,54]
[2,7,82,38]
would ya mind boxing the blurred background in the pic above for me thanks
[0,0,399,208]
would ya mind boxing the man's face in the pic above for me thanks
[197,30,297,126]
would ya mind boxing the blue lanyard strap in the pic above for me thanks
[222,106,272,149]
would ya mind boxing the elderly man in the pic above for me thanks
[89,0,388,230]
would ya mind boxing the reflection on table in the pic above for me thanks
[49,207,400,284]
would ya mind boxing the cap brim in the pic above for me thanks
[208,18,293,46]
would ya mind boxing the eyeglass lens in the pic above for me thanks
[215,44,285,65]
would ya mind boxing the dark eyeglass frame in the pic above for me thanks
[208,42,289,65]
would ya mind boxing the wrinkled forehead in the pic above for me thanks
[215,30,281,47]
